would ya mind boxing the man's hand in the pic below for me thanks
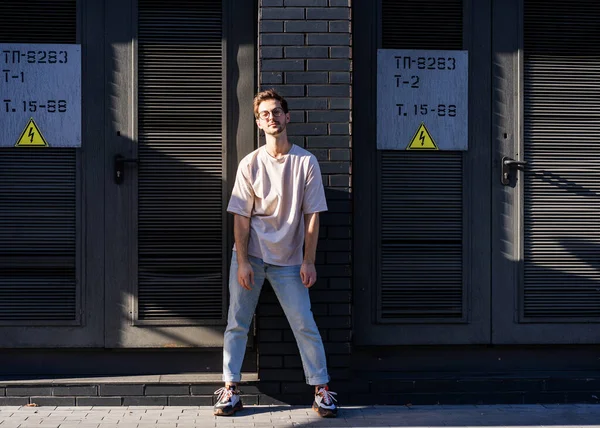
[300,262,317,288]
[237,261,254,290]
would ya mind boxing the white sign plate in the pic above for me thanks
[0,44,81,147]
[377,49,468,150]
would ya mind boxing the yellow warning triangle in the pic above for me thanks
[406,123,438,150]
[15,118,49,147]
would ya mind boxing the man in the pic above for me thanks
[213,89,337,418]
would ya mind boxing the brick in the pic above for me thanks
[331,46,351,58]
[289,111,305,122]
[168,396,212,406]
[261,71,283,84]
[262,59,304,71]
[261,7,305,20]
[316,264,351,276]
[285,21,328,33]
[261,20,284,32]
[256,382,281,395]
[259,394,289,405]
[328,330,352,341]
[329,277,351,288]
[286,97,328,110]
[261,47,283,58]
[6,386,52,396]
[259,303,285,316]
[330,149,350,161]
[313,291,351,304]
[122,396,168,406]
[284,0,327,5]
[327,252,351,264]
[319,162,351,174]
[283,356,303,368]
[53,386,97,396]
[329,174,352,186]
[329,0,350,5]
[77,396,123,406]
[319,239,351,251]
[100,384,144,396]
[329,303,351,315]
[285,46,329,58]
[261,33,304,46]
[329,98,351,109]
[308,33,351,46]
[308,59,350,71]
[287,123,327,136]
[262,0,283,5]
[31,396,75,406]
[0,387,4,396]
[0,397,29,405]
[260,369,305,382]
[326,199,352,212]
[257,329,283,342]
[286,72,327,84]
[330,71,351,83]
[307,136,350,148]
[329,123,351,134]
[323,341,352,354]
[240,394,259,405]
[329,21,351,32]
[308,111,350,122]
[282,382,312,394]
[309,148,328,161]
[289,136,306,147]
[189,385,221,395]
[306,7,350,19]
[259,343,300,355]
[145,385,190,396]
[260,84,305,96]
[260,356,284,368]
[307,85,350,97]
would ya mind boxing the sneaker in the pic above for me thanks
[312,386,338,418]
[213,385,243,416]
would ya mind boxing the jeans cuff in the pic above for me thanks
[306,375,330,386]
[223,374,241,383]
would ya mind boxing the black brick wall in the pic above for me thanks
[256,0,352,403]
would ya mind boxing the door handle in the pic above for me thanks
[501,156,527,185]
[114,154,138,184]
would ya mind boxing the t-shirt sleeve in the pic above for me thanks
[302,156,328,214]
[227,160,254,217]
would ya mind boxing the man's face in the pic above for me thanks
[256,99,290,137]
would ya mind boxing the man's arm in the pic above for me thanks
[234,214,254,290]
[300,212,320,288]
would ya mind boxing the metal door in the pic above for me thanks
[104,0,255,347]
[492,0,600,343]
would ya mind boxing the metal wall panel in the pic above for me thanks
[0,0,78,323]
[523,0,600,320]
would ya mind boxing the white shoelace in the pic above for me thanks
[214,386,235,403]
[316,387,338,406]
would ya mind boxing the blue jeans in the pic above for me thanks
[223,252,330,385]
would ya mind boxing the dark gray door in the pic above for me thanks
[492,0,600,343]
[104,0,255,347]
[0,0,104,347]
[354,0,492,345]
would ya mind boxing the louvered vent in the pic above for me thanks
[138,0,224,320]
[379,0,463,320]
[523,1,600,318]
[382,0,462,50]
[0,0,77,321]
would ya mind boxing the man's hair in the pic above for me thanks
[253,89,289,118]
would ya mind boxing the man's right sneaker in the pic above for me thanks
[213,385,243,416]
[312,386,338,418]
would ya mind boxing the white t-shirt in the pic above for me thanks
[227,144,328,266]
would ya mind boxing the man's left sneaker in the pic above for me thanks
[312,386,338,418]
[213,385,243,416]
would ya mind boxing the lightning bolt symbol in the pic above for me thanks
[419,130,425,146]
[28,126,35,143]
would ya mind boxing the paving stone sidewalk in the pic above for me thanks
[0,404,599,428]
